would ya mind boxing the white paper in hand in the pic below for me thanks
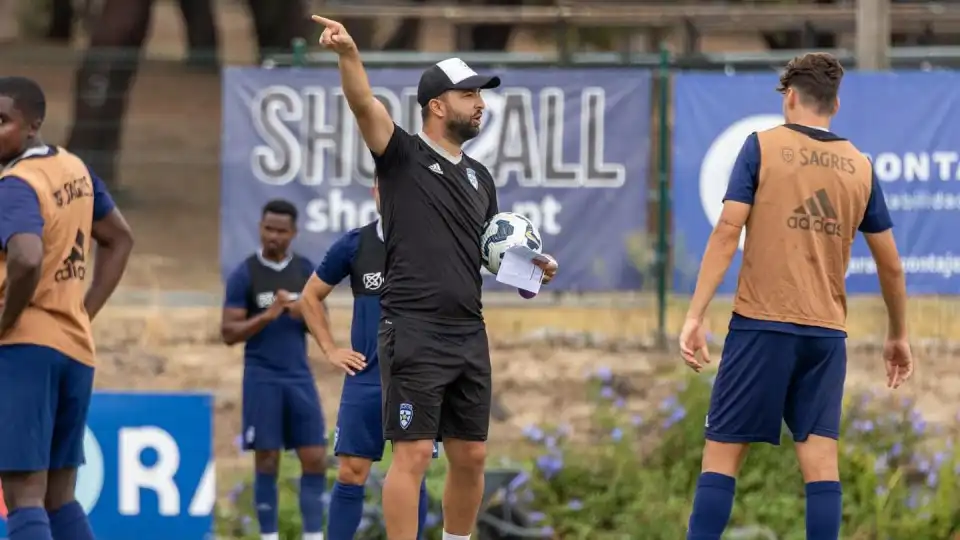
[495,245,544,295]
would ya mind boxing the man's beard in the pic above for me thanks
[446,115,479,145]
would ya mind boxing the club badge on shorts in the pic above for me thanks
[466,168,478,190]
[399,403,414,430]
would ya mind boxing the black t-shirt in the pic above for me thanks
[372,126,498,327]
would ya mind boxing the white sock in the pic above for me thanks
[261,534,279,540]
[442,532,471,540]
[303,533,324,540]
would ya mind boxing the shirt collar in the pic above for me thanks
[418,132,462,165]
[257,249,293,271]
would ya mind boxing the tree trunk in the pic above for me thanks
[67,0,152,190]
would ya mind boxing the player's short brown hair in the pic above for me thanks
[776,53,844,115]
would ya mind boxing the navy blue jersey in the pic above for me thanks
[0,160,115,247]
[314,222,384,387]
[723,128,893,337]
[224,255,315,380]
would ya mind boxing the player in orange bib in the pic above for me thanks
[0,77,134,540]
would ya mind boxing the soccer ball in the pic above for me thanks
[480,212,543,275]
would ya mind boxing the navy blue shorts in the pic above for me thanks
[705,329,847,446]
[333,382,439,461]
[0,344,95,471]
[242,376,327,451]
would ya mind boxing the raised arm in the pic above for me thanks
[312,15,395,157]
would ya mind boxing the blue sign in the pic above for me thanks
[221,67,652,291]
[0,393,214,540]
[672,71,960,294]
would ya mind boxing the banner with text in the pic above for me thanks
[673,72,960,294]
[221,68,651,291]
[0,393,214,540]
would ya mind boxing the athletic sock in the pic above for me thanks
[254,472,279,535]
[416,480,429,539]
[47,501,94,540]
[805,481,842,540]
[441,532,470,540]
[299,472,327,536]
[686,472,736,540]
[326,482,365,540]
[7,507,53,540]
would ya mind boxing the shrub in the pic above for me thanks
[517,370,960,539]
[215,442,447,539]
[217,372,960,539]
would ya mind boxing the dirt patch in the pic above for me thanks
[93,304,960,490]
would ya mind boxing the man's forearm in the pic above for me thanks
[339,51,376,114]
[84,240,133,320]
[301,296,337,354]
[878,267,908,339]
[222,313,272,345]
[686,231,740,320]
[0,261,40,330]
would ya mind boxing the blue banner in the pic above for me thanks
[221,67,651,291]
[672,71,960,294]
[0,393,214,540]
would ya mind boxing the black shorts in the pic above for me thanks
[379,317,491,442]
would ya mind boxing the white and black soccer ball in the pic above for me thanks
[480,212,543,275]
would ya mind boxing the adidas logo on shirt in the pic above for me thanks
[786,188,843,237]
[428,163,443,175]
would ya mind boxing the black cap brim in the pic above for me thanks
[450,74,501,92]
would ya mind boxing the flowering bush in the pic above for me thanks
[215,443,446,539]
[217,371,960,539]
[514,369,960,539]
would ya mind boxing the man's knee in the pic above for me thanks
[254,450,282,475]
[0,471,47,510]
[390,440,435,475]
[444,439,487,474]
[701,440,749,477]
[296,445,327,475]
[795,434,839,482]
[337,456,373,485]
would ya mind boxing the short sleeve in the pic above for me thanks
[314,229,360,285]
[0,176,44,249]
[371,124,413,175]
[485,180,499,221]
[223,263,251,309]
[89,168,116,221]
[858,167,894,234]
[723,133,761,205]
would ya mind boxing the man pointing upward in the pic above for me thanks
[312,14,558,540]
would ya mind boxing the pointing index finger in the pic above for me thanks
[311,15,338,28]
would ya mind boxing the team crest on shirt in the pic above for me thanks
[363,272,383,290]
[466,168,478,190]
[399,403,414,430]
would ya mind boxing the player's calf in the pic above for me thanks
[796,435,842,540]
[687,441,748,540]
[442,439,487,539]
[253,450,282,540]
[45,468,95,540]
[1,471,53,540]
[295,446,327,540]
[328,456,373,540]
[384,440,434,540]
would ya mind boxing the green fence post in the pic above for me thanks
[655,44,670,349]
[291,38,307,67]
